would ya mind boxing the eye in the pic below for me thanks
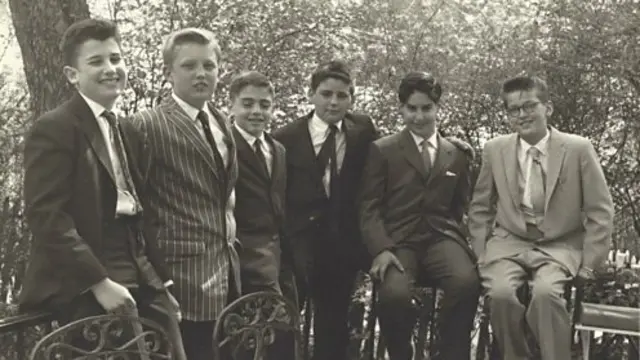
[259,101,271,109]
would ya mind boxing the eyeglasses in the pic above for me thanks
[506,101,541,117]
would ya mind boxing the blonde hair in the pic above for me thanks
[162,28,221,67]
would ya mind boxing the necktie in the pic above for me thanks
[316,124,339,195]
[197,110,227,188]
[421,138,432,174]
[253,138,270,178]
[102,110,139,203]
[528,147,546,214]
[316,124,340,234]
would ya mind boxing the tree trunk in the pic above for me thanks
[8,0,90,119]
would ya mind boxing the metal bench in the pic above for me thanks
[28,313,172,359]
[575,302,640,360]
[213,291,303,360]
[0,310,55,360]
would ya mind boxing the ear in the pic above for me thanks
[63,65,78,85]
[545,101,554,117]
[162,65,172,84]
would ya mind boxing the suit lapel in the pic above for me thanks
[341,114,359,172]
[544,128,567,211]
[162,97,220,181]
[71,93,116,184]
[501,134,521,207]
[426,136,456,186]
[208,103,237,201]
[267,133,285,189]
[398,128,428,179]
[288,113,321,176]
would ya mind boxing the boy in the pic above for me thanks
[21,18,183,357]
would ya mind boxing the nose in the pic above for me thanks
[103,61,116,74]
[194,64,206,78]
[414,110,427,121]
[250,103,261,115]
[329,95,339,106]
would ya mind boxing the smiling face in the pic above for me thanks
[504,89,552,144]
[400,91,438,138]
[63,37,126,109]
[165,42,219,109]
[231,85,274,137]
[309,78,352,124]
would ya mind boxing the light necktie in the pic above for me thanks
[528,147,546,214]
[102,111,139,202]
[421,138,432,174]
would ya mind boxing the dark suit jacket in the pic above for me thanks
[128,96,239,322]
[273,111,378,273]
[359,128,474,258]
[232,127,287,293]
[20,93,168,309]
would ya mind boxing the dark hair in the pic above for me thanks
[310,59,354,96]
[229,71,274,100]
[501,75,549,106]
[162,28,221,67]
[398,71,443,104]
[60,18,121,67]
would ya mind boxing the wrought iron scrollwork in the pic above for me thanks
[213,291,302,360]
[29,314,171,360]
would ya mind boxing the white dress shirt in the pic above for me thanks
[234,123,273,175]
[409,129,439,164]
[172,93,229,167]
[518,130,550,209]
[309,113,346,195]
[79,92,138,216]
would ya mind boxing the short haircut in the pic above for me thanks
[162,28,221,67]
[310,59,354,96]
[229,71,274,101]
[398,71,443,104]
[501,75,549,106]
[59,18,120,67]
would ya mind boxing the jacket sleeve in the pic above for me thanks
[358,143,395,256]
[23,115,108,295]
[579,140,614,270]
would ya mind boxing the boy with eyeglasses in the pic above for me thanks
[468,75,614,359]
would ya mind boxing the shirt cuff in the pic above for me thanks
[163,280,174,288]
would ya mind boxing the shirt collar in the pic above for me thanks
[409,129,438,149]
[172,92,207,121]
[310,112,343,133]
[234,122,267,146]
[78,92,108,120]
[519,128,550,156]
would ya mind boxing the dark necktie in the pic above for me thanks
[316,124,338,180]
[102,110,139,203]
[316,124,340,233]
[197,110,227,188]
[253,138,270,178]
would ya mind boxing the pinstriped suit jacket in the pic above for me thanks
[127,96,239,322]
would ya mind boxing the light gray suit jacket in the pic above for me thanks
[128,96,239,321]
[468,127,614,275]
